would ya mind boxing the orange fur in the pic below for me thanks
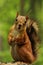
[8,15,39,63]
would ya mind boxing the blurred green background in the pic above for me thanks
[0,0,43,64]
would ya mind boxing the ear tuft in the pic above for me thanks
[16,12,19,17]
[26,16,29,21]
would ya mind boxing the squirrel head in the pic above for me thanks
[15,13,29,32]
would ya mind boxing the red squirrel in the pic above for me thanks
[8,13,39,63]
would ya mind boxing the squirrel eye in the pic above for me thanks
[23,21,26,25]
[16,19,17,21]
[25,21,26,24]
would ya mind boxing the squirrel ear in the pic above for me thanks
[16,12,19,17]
[26,16,29,21]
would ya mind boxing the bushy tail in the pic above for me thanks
[26,20,40,58]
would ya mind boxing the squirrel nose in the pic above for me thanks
[18,24,22,29]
